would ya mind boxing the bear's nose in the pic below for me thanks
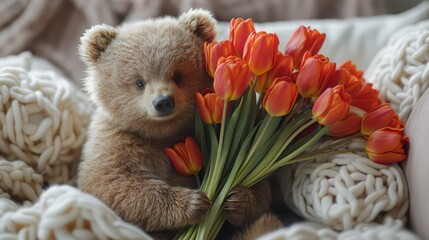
[153,95,175,115]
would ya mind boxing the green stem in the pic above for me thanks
[246,126,331,186]
[282,97,305,126]
[293,133,362,160]
[270,126,330,171]
[194,174,201,188]
[285,147,365,165]
[177,224,197,240]
[236,116,273,178]
[206,100,228,198]
[206,215,225,240]
[198,181,231,239]
[198,100,228,239]
[241,118,316,186]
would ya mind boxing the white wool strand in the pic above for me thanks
[0,185,152,240]
[365,20,429,121]
[0,66,92,185]
[278,138,409,231]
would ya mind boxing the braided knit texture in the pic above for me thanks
[2,19,429,238]
[0,65,91,185]
[0,53,153,240]
[259,217,419,240]
[0,185,151,240]
[365,20,429,121]
[278,138,409,231]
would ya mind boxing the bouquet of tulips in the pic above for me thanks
[165,18,409,240]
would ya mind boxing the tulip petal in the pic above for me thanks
[366,127,408,164]
[196,92,213,124]
[328,114,362,137]
[165,147,191,176]
[185,137,203,173]
[214,56,251,101]
[284,26,326,69]
[313,85,350,126]
[263,77,298,116]
[361,104,397,138]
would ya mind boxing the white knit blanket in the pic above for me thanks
[0,53,152,239]
[2,17,429,238]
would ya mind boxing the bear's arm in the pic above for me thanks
[224,179,272,227]
[78,118,210,232]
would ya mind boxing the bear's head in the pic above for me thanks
[79,9,216,140]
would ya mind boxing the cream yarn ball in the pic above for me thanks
[0,64,91,185]
[365,20,429,121]
[0,185,152,240]
[278,138,409,231]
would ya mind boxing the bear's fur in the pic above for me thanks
[77,9,276,238]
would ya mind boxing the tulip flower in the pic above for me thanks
[214,56,252,101]
[361,104,404,138]
[263,77,298,117]
[204,41,236,77]
[328,113,362,137]
[195,89,227,124]
[243,31,279,76]
[351,83,381,112]
[296,54,336,98]
[165,137,203,176]
[340,60,364,79]
[254,52,293,93]
[312,85,351,126]
[284,26,326,69]
[366,127,409,164]
[331,68,364,97]
[229,18,255,57]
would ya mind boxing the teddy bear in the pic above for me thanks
[77,9,280,239]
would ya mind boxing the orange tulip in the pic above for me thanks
[243,31,279,76]
[351,83,381,112]
[284,26,326,69]
[204,41,236,77]
[327,113,362,137]
[340,60,364,79]
[214,56,252,101]
[366,127,409,164]
[331,68,364,97]
[361,104,404,138]
[229,18,255,57]
[296,54,336,98]
[165,137,203,176]
[254,52,293,93]
[263,77,298,117]
[312,85,351,126]
[195,89,226,124]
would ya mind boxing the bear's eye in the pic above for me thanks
[173,72,183,85]
[136,79,145,89]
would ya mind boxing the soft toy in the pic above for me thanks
[77,9,274,238]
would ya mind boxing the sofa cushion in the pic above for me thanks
[402,88,429,240]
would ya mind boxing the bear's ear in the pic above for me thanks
[178,9,217,42]
[79,24,117,64]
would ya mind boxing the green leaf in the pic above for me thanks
[279,125,322,158]
[195,113,210,172]
[239,112,313,186]
[220,99,243,164]
[200,124,219,191]
[252,114,282,149]
[234,131,278,185]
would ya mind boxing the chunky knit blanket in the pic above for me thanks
[1,19,429,239]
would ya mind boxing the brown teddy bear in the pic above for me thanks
[77,9,279,239]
